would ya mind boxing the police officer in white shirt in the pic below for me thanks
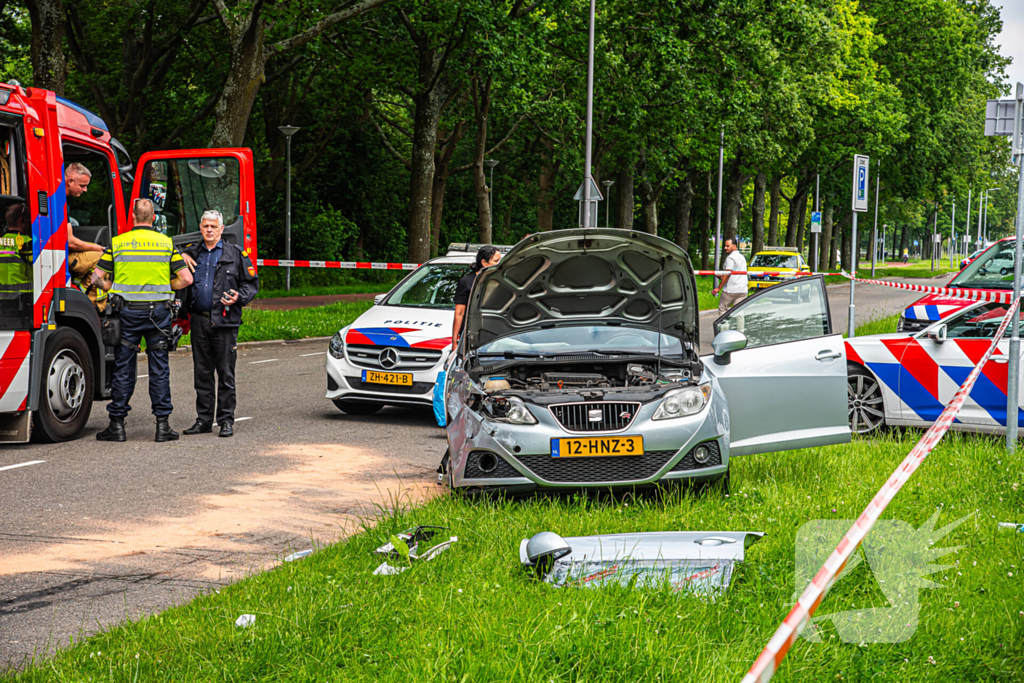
[712,236,747,315]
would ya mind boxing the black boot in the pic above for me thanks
[155,416,179,442]
[97,417,126,442]
[183,419,213,435]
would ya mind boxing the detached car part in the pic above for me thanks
[519,530,764,595]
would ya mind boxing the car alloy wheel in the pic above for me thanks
[847,368,885,434]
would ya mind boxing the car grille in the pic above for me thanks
[549,402,641,433]
[346,344,443,371]
[344,376,434,395]
[514,450,679,483]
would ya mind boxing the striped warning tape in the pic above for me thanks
[256,259,419,271]
[741,294,1021,683]
[840,272,1015,303]
[694,270,844,277]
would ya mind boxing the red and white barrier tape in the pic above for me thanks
[742,294,1021,683]
[694,270,844,277]
[840,271,1014,303]
[256,259,419,271]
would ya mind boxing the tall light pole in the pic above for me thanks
[602,179,614,228]
[580,0,596,231]
[278,125,300,291]
[965,188,972,258]
[984,187,1001,243]
[714,126,724,275]
[1006,82,1024,451]
[484,159,499,230]
[950,198,956,268]
[812,172,820,271]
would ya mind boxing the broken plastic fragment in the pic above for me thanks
[373,562,407,576]
[375,526,448,558]
[235,614,256,628]
[519,530,764,596]
[284,549,313,562]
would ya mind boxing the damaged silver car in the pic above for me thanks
[443,229,850,492]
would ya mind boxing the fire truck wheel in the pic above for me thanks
[332,399,383,415]
[32,328,94,443]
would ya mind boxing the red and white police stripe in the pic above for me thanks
[256,259,419,271]
[742,295,1021,683]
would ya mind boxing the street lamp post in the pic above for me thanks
[950,198,956,269]
[278,125,300,291]
[714,126,724,276]
[580,0,596,231]
[602,179,614,228]
[871,160,881,277]
[484,159,499,231]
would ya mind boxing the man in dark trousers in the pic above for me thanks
[181,210,258,437]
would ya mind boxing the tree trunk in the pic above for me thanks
[406,83,447,263]
[841,219,851,271]
[471,76,493,243]
[26,0,67,96]
[793,192,808,256]
[537,137,558,231]
[827,205,838,271]
[209,14,267,147]
[751,173,766,256]
[819,200,833,272]
[639,177,658,235]
[723,160,747,242]
[698,171,712,269]
[430,174,448,258]
[675,170,695,252]
[768,176,782,246]
[899,224,908,258]
[616,165,635,231]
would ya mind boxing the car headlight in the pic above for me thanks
[329,331,345,359]
[896,316,905,332]
[482,395,538,425]
[652,384,712,421]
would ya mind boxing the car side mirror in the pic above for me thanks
[712,330,747,365]
[927,323,947,344]
[373,294,385,305]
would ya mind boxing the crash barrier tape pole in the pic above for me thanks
[741,295,1021,683]
[256,259,420,271]
[839,271,1016,304]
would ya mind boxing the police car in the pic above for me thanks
[325,243,511,414]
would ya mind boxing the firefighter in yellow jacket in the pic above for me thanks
[92,199,193,442]
[0,203,32,304]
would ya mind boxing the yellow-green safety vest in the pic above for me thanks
[110,229,175,302]
[0,231,31,300]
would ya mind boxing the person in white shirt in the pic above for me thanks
[713,237,748,315]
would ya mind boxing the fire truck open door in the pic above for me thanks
[129,148,257,262]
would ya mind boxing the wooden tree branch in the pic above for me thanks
[272,0,395,55]
[369,114,412,169]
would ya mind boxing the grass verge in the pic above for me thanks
[8,431,1023,681]
[256,283,391,300]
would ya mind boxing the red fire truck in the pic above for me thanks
[0,82,256,443]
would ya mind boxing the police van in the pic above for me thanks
[0,82,257,442]
[325,243,511,414]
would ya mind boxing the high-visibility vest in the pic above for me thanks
[109,228,175,302]
[0,231,31,300]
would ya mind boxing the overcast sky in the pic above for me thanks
[994,0,1024,95]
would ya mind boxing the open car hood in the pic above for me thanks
[465,229,699,351]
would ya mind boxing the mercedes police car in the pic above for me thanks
[326,244,510,414]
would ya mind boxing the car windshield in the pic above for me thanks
[477,326,683,356]
[384,263,468,308]
[950,241,1015,289]
[751,254,799,268]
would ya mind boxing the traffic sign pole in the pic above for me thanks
[1006,83,1024,452]
[849,155,870,338]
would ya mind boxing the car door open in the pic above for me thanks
[703,275,850,456]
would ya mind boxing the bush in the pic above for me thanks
[293,204,359,262]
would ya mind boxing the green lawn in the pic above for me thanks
[256,283,390,300]
[10,431,1022,682]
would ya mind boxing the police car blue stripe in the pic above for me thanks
[353,327,411,347]
[925,305,940,320]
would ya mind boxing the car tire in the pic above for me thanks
[847,363,885,435]
[332,399,383,415]
[32,328,94,443]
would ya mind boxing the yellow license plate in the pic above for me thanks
[362,370,413,386]
[552,435,644,458]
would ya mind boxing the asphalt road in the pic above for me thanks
[0,275,950,671]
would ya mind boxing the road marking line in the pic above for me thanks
[249,359,279,364]
[0,460,45,473]
[138,374,148,378]
[235,417,252,422]
[300,352,326,357]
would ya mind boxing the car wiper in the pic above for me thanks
[477,351,545,358]
[586,349,670,357]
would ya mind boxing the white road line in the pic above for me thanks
[0,460,45,473]
[138,374,148,378]
[300,352,326,357]
[249,359,279,364]
[235,417,252,422]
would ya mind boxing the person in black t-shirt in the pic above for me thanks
[451,245,502,350]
